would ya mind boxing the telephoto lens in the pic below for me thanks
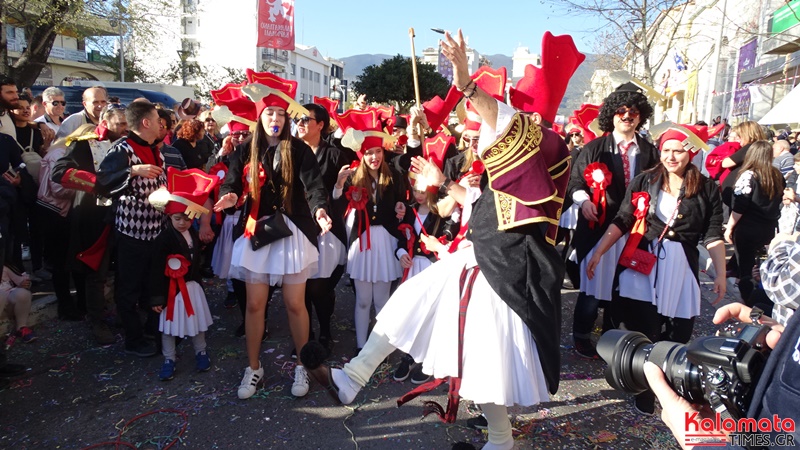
[597,330,705,403]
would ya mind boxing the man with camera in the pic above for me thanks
[644,234,799,449]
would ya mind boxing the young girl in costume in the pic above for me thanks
[148,168,219,381]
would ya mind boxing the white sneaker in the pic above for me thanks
[237,364,264,399]
[331,368,361,404]
[291,365,309,397]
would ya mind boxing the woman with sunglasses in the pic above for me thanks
[214,72,332,400]
[566,83,660,360]
[296,103,352,355]
[587,124,726,415]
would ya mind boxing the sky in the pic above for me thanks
[291,0,606,58]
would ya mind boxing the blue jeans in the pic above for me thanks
[572,292,612,340]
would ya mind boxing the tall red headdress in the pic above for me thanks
[334,109,395,158]
[423,86,461,132]
[572,103,601,142]
[509,32,586,123]
[210,81,257,132]
[148,168,220,218]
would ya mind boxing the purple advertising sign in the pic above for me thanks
[437,47,453,83]
[732,40,757,116]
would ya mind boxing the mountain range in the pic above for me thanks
[340,53,597,119]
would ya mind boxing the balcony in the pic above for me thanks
[262,50,289,63]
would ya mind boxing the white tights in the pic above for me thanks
[353,280,392,348]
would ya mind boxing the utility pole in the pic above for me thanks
[705,0,728,122]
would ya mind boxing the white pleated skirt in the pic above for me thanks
[159,281,213,338]
[618,239,701,319]
[211,211,240,279]
[404,255,433,281]
[346,225,403,283]
[376,246,550,407]
[579,235,628,301]
[558,203,580,230]
[228,214,319,286]
[309,231,346,279]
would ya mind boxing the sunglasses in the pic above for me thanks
[48,100,67,106]
[462,135,479,144]
[107,103,127,110]
[569,133,583,138]
[294,116,316,124]
[231,131,251,138]
[615,107,640,118]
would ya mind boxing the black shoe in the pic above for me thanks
[574,338,599,359]
[0,363,27,377]
[393,355,414,381]
[235,323,245,337]
[124,340,157,358]
[291,348,297,360]
[634,392,655,416]
[200,267,214,279]
[224,292,237,309]
[318,335,332,355]
[410,366,432,385]
[466,414,488,430]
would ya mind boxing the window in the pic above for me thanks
[301,67,307,79]
[299,93,305,103]
[324,75,328,87]
[291,64,296,75]
[314,72,320,83]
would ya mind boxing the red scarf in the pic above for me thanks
[344,186,370,251]
[242,163,267,238]
[127,134,161,167]
[620,192,650,261]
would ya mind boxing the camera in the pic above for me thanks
[597,321,772,419]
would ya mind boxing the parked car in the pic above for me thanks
[30,86,178,117]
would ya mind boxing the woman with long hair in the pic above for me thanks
[725,140,784,303]
[587,124,727,414]
[720,121,767,206]
[214,73,332,400]
[332,110,408,355]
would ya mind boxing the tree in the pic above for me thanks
[550,0,689,86]
[2,0,169,87]
[351,55,450,113]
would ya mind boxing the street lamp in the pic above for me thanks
[176,49,190,86]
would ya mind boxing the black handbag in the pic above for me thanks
[250,209,293,251]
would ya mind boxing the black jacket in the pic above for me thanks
[313,141,351,246]
[396,208,453,263]
[220,137,329,246]
[149,226,203,308]
[566,133,660,261]
[611,170,724,283]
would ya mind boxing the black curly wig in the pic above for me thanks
[597,91,654,133]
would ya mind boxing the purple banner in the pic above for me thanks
[737,40,757,73]
[732,88,751,116]
[437,47,453,83]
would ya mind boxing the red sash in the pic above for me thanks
[620,192,650,261]
[242,163,266,238]
[344,186,370,251]
[164,254,195,322]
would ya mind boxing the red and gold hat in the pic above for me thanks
[650,122,710,157]
[410,132,454,192]
[243,69,309,119]
[313,96,339,118]
[509,32,585,123]
[572,103,601,142]
[334,109,395,158]
[148,167,220,218]
[210,81,257,132]
[370,105,395,131]
[423,86,461,132]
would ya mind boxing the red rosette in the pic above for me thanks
[583,162,612,228]
[345,186,371,251]
[164,254,195,322]
[241,163,267,237]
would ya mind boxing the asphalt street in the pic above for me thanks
[0,266,737,449]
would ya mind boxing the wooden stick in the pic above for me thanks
[408,27,424,138]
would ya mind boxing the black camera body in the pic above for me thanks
[598,321,771,419]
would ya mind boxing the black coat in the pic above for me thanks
[313,141,351,246]
[396,208,453,263]
[148,226,203,308]
[611,170,724,283]
[220,137,329,246]
[566,133,660,261]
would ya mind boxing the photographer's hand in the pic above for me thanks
[644,362,716,450]
[713,303,784,350]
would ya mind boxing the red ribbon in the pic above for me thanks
[209,162,228,224]
[583,162,612,229]
[344,186,371,251]
[242,163,267,238]
[398,223,415,282]
[620,192,650,261]
[164,254,195,322]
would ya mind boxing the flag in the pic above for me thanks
[437,45,454,84]
[257,0,295,50]
[674,52,687,71]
